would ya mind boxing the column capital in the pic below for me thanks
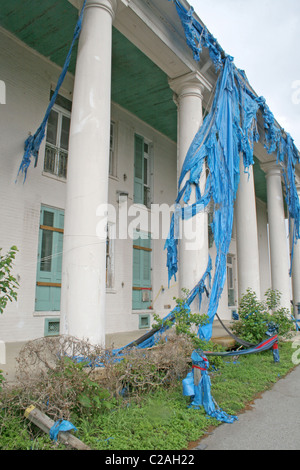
[260,160,283,178]
[169,71,207,101]
[86,0,117,19]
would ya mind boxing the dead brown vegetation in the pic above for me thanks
[3,334,194,421]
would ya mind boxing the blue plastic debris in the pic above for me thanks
[183,350,238,423]
[49,419,78,442]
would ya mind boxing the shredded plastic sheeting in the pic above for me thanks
[183,350,238,423]
[165,0,300,342]
[203,335,279,358]
[49,419,77,442]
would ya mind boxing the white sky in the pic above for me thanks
[190,0,300,149]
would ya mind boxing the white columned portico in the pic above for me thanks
[291,184,300,318]
[60,0,117,345]
[263,162,291,311]
[169,72,209,307]
[235,160,261,300]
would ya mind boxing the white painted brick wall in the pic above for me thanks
[0,29,237,344]
[0,30,179,342]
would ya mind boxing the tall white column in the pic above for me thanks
[263,162,291,311]
[60,0,117,345]
[235,160,261,300]
[169,72,209,307]
[291,184,300,318]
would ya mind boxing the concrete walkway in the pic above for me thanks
[195,365,300,451]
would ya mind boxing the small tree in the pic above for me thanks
[0,246,19,314]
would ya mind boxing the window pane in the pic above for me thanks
[144,157,148,185]
[46,110,58,146]
[44,145,56,174]
[43,210,54,227]
[110,123,114,151]
[134,137,143,180]
[143,251,151,282]
[144,186,151,209]
[228,289,235,307]
[60,115,70,150]
[57,150,68,178]
[40,230,53,272]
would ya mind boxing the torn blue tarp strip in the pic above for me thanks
[166,1,300,343]
[16,0,87,183]
[49,419,77,442]
[171,0,224,71]
[203,335,279,357]
[183,350,238,423]
[165,55,263,341]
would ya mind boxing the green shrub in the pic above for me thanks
[232,288,294,344]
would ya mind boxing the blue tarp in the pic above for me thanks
[165,0,300,342]
[49,419,77,442]
[183,350,238,423]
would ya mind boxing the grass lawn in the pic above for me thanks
[0,341,296,450]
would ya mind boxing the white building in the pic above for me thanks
[0,0,299,347]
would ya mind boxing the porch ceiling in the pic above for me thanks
[0,0,269,201]
[0,0,177,141]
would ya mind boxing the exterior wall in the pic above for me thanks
[105,103,179,335]
[1,25,279,345]
[0,30,179,342]
[0,31,73,342]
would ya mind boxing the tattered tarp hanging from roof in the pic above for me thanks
[16,0,87,183]
[166,0,300,341]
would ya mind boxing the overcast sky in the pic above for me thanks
[191,0,300,149]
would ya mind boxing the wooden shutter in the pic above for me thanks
[35,206,64,311]
[134,134,144,204]
[132,232,152,310]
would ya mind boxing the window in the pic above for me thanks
[132,232,152,310]
[44,105,71,179]
[44,103,115,180]
[44,318,60,336]
[35,206,64,311]
[139,314,151,329]
[106,223,115,290]
[227,255,236,307]
[134,134,152,208]
[109,122,116,177]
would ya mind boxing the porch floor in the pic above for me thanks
[1,320,235,384]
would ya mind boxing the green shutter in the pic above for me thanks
[35,206,64,312]
[132,232,152,310]
[134,134,144,204]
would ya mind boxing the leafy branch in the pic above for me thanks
[0,246,19,314]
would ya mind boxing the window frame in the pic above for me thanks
[106,222,116,292]
[132,231,152,311]
[35,205,64,312]
[133,134,153,209]
[226,254,236,307]
[43,104,71,180]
